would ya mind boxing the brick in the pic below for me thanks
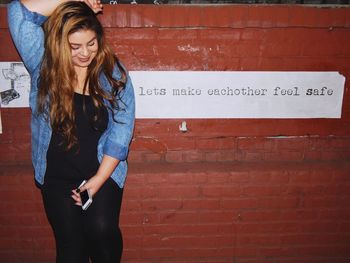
[198,211,235,224]
[239,211,281,222]
[221,199,258,209]
[158,186,200,198]
[166,173,193,184]
[339,222,350,232]
[158,29,198,40]
[204,151,223,162]
[241,152,264,162]
[124,173,145,185]
[165,151,183,163]
[201,186,241,198]
[265,151,304,162]
[199,29,240,41]
[196,137,235,150]
[330,137,350,149]
[288,170,312,184]
[129,9,143,28]
[192,173,208,184]
[281,234,350,246]
[141,5,160,28]
[249,172,271,184]
[259,247,298,257]
[270,171,290,184]
[182,150,203,162]
[229,171,250,184]
[242,186,281,197]
[304,151,323,161]
[309,170,332,182]
[259,58,286,71]
[303,197,338,208]
[207,173,231,184]
[1,190,35,201]
[123,236,143,248]
[297,245,349,256]
[237,138,272,150]
[239,57,260,71]
[120,212,159,225]
[142,199,182,211]
[163,137,196,150]
[219,150,236,161]
[122,200,142,212]
[0,226,19,239]
[182,199,220,210]
[122,225,143,236]
[238,234,281,246]
[141,248,176,258]
[218,247,258,257]
[280,210,318,221]
[258,197,299,209]
[143,152,163,162]
[332,170,350,183]
[144,173,168,184]
[122,249,141,259]
[261,222,299,234]
[319,209,350,220]
[299,222,339,233]
[159,212,198,224]
[275,138,308,150]
[143,224,219,235]
[146,235,233,249]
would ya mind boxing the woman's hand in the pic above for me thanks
[71,175,105,206]
[78,0,103,14]
[71,155,120,206]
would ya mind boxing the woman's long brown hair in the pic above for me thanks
[37,1,126,150]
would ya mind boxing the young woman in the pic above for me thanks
[8,0,135,262]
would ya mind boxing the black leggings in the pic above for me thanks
[41,178,123,263]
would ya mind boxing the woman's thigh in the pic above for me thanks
[42,190,89,263]
[82,178,124,263]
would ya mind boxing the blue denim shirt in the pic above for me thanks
[8,0,135,188]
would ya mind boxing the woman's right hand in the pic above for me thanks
[79,0,103,13]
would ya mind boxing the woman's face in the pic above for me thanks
[68,29,99,68]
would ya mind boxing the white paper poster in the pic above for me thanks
[131,71,345,119]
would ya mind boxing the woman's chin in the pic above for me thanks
[73,61,91,68]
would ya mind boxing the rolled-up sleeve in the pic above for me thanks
[103,73,135,161]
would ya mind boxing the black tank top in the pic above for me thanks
[43,93,108,193]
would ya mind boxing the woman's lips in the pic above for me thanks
[78,57,90,62]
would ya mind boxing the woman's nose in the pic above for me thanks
[81,46,89,56]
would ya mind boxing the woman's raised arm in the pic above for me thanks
[8,0,102,75]
[21,0,102,17]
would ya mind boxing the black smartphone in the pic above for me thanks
[78,180,93,210]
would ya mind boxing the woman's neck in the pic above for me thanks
[74,66,89,95]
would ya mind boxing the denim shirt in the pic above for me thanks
[8,0,135,188]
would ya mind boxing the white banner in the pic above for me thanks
[0,62,345,119]
[131,71,345,119]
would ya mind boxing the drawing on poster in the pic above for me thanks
[0,62,30,107]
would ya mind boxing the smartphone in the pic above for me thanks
[78,180,93,211]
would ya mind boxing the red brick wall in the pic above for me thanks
[1,4,350,262]
[1,162,350,262]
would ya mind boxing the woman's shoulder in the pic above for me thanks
[112,62,128,81]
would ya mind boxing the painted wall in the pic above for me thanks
[0,4,350,262]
